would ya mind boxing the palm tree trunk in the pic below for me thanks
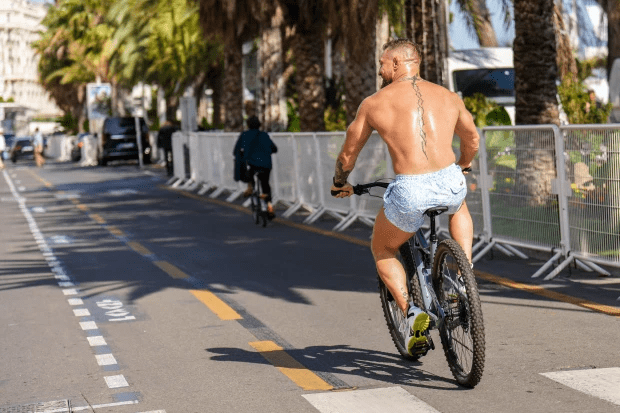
[345,11,377,125]
[513,0,560,206]
[224,40,244,132]
[554,2,577,82]
[471,0,498,47]
[608,0,620,80]
[294,26,325,131]
[412,0,447,86]
[209,66,223,128]
[259,7,287,132]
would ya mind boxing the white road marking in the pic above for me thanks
[79,321,98,331]
[67,298,83,306]
[43,400,139,412]
[541,367,620,406]
[95,353,117,366]
[18,186,25,191]
[108,189,138,196]
[55,274,70,281]
[62,288,78,295]
[32,206,46,213]
[302,387,441,413]
[87,336,107,346]
[104,374,129,388]
[54,192,81,199]
[73,308,90,317]
[48,235,72,245]
[58,281,75,287]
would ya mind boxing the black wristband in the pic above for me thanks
[332,176,345,188]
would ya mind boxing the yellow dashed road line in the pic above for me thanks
[127,241,152,256]
[152,260,189,279]
[476,271,620,318]
[249,341,333,391]
[190,290,241,320]
[108,226,125,237]
[89,213,106,224]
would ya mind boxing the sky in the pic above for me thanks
[449,0,607,51]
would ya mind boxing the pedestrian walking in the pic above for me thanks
[0,134,5,170]
[33,128,45,167]
[157,120,178,176]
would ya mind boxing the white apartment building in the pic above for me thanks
[0,0,60,119]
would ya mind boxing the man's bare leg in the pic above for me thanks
[448,201,473,262]
[371,209,415,316]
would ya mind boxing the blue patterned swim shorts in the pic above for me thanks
[383,163,467,233]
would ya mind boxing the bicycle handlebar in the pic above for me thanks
[330,167,472,197]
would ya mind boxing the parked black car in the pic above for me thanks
[10,136,34,163]
[98,117,151,166]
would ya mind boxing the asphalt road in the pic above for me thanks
[1,158,619,413]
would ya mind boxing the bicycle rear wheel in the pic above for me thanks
[432,239,485,387]
[251,195,260,225]
[378,239,424,361]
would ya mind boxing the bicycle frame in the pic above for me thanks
[410,226,446,328]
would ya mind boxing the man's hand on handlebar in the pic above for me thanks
[331,182,354,198]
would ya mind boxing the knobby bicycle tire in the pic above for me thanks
[378,238,424,361]
[432,239,485,387]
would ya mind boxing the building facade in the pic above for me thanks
[0,0,60,121]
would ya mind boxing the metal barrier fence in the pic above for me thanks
[171,125,620,283]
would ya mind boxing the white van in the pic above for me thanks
[447,47,515,124]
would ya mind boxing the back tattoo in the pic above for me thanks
[402,75,428,159]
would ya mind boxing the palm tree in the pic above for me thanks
[513,0,560,206]
[405,0,448,85]
[328,0,379,126]
[252,2,288,131]
[111,0,218,122]
[198,0,259,131]
[34,0,116,132]
[454,0,499,47]
[278,0,326,131]
[602,0,620,79]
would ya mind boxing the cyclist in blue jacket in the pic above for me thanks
[233,116,278,218]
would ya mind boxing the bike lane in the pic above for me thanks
[2,161,619,413]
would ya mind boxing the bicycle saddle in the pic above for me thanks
[424,206,449,217]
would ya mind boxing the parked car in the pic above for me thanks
[71,133,91,162]
[10,136,34,163]
[98,117,151,166]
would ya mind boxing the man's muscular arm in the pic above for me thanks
[453,94,480,170]
[333,99,374,190]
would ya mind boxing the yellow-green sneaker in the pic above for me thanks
[406,307,430,356]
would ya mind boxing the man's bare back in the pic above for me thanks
[364,77,466,175]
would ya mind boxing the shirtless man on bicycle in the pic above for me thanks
[331,39,479,355]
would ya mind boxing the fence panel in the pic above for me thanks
[562,125,620,269]
[483,126,562,251]
[171,131,187,181]
[271,133,297,207]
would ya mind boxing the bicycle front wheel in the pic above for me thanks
[378,239,424,361]
[432,239,485,387]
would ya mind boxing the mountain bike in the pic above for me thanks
[250,172,269,227]
[347,180,485,388]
